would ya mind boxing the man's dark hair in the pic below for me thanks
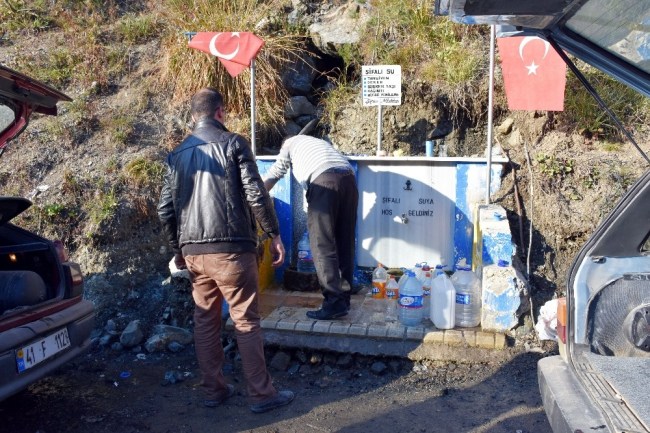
[191,88,224,120]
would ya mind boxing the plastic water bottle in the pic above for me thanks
[434,264,445,277]
[385,276,399,322]
[398,268,408,291]
[413,262,425,282]
[297,231,316,273]
[371,263,388,299]
[431,272,455,329]
[398,270,424,326]
[421,265,432,320]
[450,265,481,327]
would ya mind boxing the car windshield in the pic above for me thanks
[566,0,650,73]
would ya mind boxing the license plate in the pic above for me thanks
[16,328,71,373]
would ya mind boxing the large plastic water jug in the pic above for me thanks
[450,265,481,327]
[398,270,423,327]
[431,272,455,329]
[297,231,316,273]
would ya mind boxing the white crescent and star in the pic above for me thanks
[519,36,550,75]
[209,32,240,60]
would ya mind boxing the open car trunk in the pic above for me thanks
[561,166,650,431]
[0,198,67,317]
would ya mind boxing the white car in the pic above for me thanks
[437,1,650,432]
[0,65,95,401]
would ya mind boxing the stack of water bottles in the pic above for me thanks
[371,261,481,329]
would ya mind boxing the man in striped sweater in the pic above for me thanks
[264,135,359,320]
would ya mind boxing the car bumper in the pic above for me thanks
[0,299,95,401]
[537,355,610,433]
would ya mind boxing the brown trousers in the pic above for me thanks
[184,252,276,403]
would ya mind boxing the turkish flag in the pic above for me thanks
[497,36,566,111]
[188,32,265,77]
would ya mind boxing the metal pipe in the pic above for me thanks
[377,104,383,155]
[485,25,496,204]
[250,58,256,158]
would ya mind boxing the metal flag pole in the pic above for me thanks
[377,104,383,155]
[485,25,496,204]
[250,58,256,158]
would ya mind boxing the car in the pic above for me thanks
[436,1,650,432]
[0,65,95,401]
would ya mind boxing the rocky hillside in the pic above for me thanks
[1,0,649,335]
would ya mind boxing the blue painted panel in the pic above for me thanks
[454,164,474,268]
[257,160,292,280]
[482,232,515,265]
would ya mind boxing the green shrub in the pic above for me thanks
[123,157,165,188]
[561,62,650,138]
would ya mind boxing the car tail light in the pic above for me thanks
[64,262,84,298]
[557,297,567,343]
[53,240,69,262]
[556,297,567,360]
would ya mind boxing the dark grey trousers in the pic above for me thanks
[306,169,358,312]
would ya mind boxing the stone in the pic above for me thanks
[370,361,388,375]
[283,120,302,137]
[120,320,144,348]
[497,117,514,135]
[284,96,316,119]
[167,341,185,353]
[336,353,354,369]
[309,3,371,56]
[269,351,292,371]
[281,56,317,96]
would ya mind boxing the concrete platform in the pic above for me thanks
[226,285,514,363]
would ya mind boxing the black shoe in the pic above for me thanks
[306,308,348,320]
[250,390,295,413]
[203,384,235,407]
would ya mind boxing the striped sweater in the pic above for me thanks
[263,135,353,189]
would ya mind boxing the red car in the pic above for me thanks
[0,65,95,401]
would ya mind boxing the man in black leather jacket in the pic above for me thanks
[157,88,294,413]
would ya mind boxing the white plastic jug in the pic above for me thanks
[431,272,455,329]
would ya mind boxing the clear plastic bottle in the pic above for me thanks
[413,262,425,282]
[450,265,481,327]
[371,263,388,299]
[385,276,399,322]
[297,231,316,273]
[398,268,408,292]
[398,270,424,327]
[431,272,455,329]
[421,265,432,320]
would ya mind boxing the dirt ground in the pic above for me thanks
[0,343,552,433]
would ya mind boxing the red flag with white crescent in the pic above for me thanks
[188,32,265,77]
[497,36,566,111]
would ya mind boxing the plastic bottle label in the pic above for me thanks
[456,293,471,305]
[371,281,386,298]
[386,288,396,299]
[298,249,313,260]
[398,294,423,308]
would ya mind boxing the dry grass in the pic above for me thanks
[155,0,309,132]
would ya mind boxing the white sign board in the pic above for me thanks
[356,162,456,269]
[362,65,402,106]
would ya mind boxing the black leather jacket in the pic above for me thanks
[157,118,279,255]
